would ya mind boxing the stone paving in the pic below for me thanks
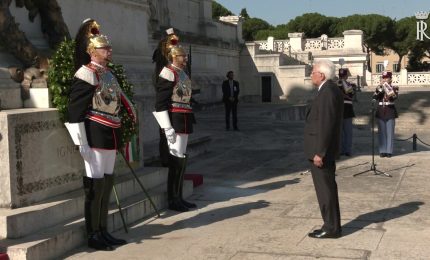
[65,103,430,260]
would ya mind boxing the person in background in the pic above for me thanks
[373,71,399,158]
[337,68,356,156]
[222,71,240,131]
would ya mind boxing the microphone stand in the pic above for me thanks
[354,99,391,177]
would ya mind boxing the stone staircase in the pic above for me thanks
[0,167,193,260]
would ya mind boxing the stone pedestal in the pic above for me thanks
[343,30,364,50]
[0,109,141,209]
[0,109,83,208]
[23,88,52,108]
[288,33,305,52]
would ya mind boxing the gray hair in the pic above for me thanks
[314,59,335,80]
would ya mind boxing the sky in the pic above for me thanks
[215,0,430,26]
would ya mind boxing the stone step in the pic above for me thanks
[0,167,167,239]
[0,180,194,260]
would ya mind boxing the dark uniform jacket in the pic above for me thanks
[155,65,195,134]
[373,84,399,121]
[304,80,344,162]
[68,63,136,150]
[338,80,355,118]
[222,80,240,103]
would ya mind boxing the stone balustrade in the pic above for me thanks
[370,70,430,86]
[257,34,350,53]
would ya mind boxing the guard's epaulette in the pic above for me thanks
[159,66,175,82]
[74,65,98,86]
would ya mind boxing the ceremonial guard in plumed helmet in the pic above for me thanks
[65,19,136,250]
[337,68,356,156]
[373,71,399,158]
[152,28,180,167]
[153,37,197,212]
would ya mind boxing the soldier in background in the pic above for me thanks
[373,71,399,158]
[337,68,355,156]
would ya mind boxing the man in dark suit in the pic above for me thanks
[304,59,344,239]
[222,71,240,130]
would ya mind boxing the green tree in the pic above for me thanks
[212,1,233,19]
[254,25,291,40]
[285,13,338,38]
[240,8,250,20]
[335,14,395,55]
[389,17,417,71]
[334,14,395,71]
[242,17,273,41]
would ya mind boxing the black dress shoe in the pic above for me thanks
[308,229,323,235]
[101,230,127,245]
[380,153,386,158]
[181,199,197,209]
[169,200,189,212]
[88,232,114,251]
[344,153,351,157]
[386,153,392,158]
[308,230,341,239]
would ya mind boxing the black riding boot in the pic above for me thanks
[168,154,189,212]
[83,177,113,251]
[178,155,197,209]
[99,174,127,246]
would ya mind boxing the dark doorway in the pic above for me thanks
[261,76,271,102]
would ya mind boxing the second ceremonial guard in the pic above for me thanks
[153,39,197,212]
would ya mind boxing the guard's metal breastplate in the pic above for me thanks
[93,70,121,116]
[171,68,192,109]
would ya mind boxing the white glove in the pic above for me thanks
[79,144,93,162]
[164,127,176,144]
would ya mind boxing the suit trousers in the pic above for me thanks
[341,117,353,154]
[377,118,395,154]
[310,160,341,234]
[224,101,238,129]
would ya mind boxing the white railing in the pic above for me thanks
[371,71,430,86]
[372,73,400,86]
[407,72,430,85]
[327,38,344,49]
[274,40,290,52]
[257,37,345,52]
[256,41,269,51]
[304,38,323,51]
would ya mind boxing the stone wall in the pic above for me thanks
[245,30,368,103]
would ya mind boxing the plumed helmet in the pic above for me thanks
[87,34,111,54]
[168,45,187,61]
[74,18,111,69]
[338,68,348,77]
[382,71,392,79]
